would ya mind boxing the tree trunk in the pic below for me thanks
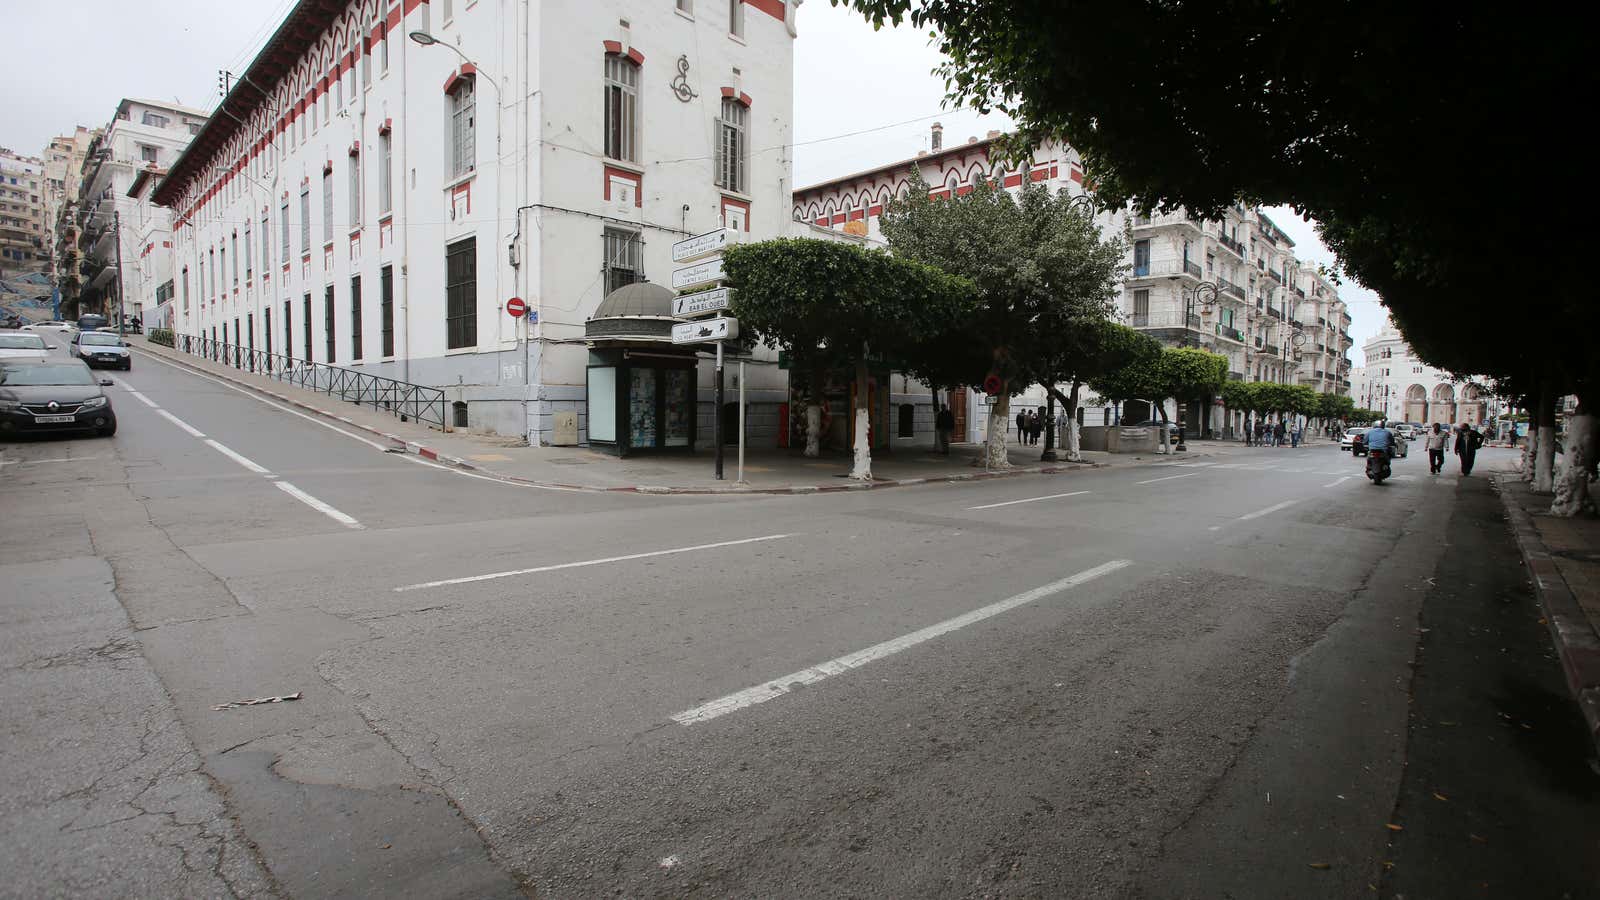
[850,354,872,481]
[1551,403,1594,516]
[804,403,822,458]
[1534,384,1557,494]
[1066,381,1084,462]
[1156,400,1170,454]
[1520,423,1534,477]
[985,388,1011,470]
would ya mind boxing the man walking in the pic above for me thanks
[1455,422,1483,475]
[1273,419,1286,447]
[1017,408,1028,443]
[935,403,954,455]
[1424,423,1448,474]
[1244,416,1254,446]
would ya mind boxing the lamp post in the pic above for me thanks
[1172,279,1219,451]
[409,31,501,95]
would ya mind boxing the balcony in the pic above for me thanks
[1267,269,1283,285]
[1215,233,1245,258]
[1127,258,1203,281]
[1128,311,1202,330]
[1219,279,1247,300]
[1229,371,1245,381]
[1130,211,1202,235]
[1216,324,1245,342]
[1261,343,1281,357]
[1289,318,1304,330]
[1265,306,1283,320]
[1294,286,1306,298]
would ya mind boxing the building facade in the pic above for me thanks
[791,125,1356,441]
[156,0,798,444]
[0,149,48,277]
[42,127,98,282]
[66,100,206,321]
[1354,321,1488,426]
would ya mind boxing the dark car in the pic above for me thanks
[0,360,117,438]
[71,331,132,370]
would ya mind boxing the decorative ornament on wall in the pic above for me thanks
[671,55,698,103]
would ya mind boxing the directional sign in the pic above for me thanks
[505,297,528,318]
[671,228,739,264]
[671,258,726,292]
[671,316,739,345]
[672,287,733,318]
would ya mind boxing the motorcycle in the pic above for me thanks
[1366,447,1391,484]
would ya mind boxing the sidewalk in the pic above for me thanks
[130,337,1311,494]
[1496,472,1600,756]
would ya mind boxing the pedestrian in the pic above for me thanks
[1424,422,1448,474]
[1291,421,1302,448]
[1017,408,1027,443]
[1273,420,1286,447]
[1508,425,1518,448]
[1029,409,1042,445]
[935,403,954,455]
[1454,422,1483,475]
[1244,416,1254,446]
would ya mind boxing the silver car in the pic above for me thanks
[0,332,55,362]
[71,331,132,370]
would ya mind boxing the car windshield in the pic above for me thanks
[0,364,95,386]
[79,333,120,346]
[0,334,47,349]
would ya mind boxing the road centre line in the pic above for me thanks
[1237,499,1299,521]
[394,533,795,592]
[155,408,206,438]
[670,559,1133,726]
[965,490,1090,511]
[1323,475,1355,487]
[1136,473,1196,485]
[275,481,364,529]
[204,439,272,475]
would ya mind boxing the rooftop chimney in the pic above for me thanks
[987,129,1001,139]
[930,122,943,153]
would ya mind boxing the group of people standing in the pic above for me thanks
[1015,408,1052,446]
[1244,418,1300,448]
[1422,422,1485,476]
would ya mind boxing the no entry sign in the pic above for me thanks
[505,297,528,318]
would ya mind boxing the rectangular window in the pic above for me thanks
[380,21,389,72]
[300,188,310,252]
[322,172,333,243]
[303,294,312,362]
[381,265,394,356]
[181,267,189,311]
[284,299,292,358]
[231,234,239,284]
[378,131,393,213]
[362,37,372,86]
[602,227,642,296]
[449,80,477,178]
[1132,239,1150,276]
[324,284,336,363]
[445,237,477,349]
[729,0,744,36]
[677,0,693,13]
[1132,289,1150,320]
[715,99,748,193]
[220,247,228,293]
[142,112,169,128]
[281,199,291,262]
[261,213,270,270]
[336,71,344,109]
[140,145,158,164]
[350,275,363,361]
[209,248,216,296]
[604,56,639,162]
[442,0,453,20]
[264,307,272,355]
[348,153,362,226]
[244,224,252,279]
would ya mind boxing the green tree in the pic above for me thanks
[1036,320,1160,460]
[723,238,975,477]
[1220,380,1261,440]
[1089,347,1226,452]
[879,170,1128,469]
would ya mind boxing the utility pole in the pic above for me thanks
[111,211,125,336]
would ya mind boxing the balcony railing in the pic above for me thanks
[1219,280,1246,300]
[1266,306,1283,320]
[1294,286,1306,298]
[1128,258,1203,280]
[1128,311,1203,330]
[1215,233,1245,258]
[1267,269,1284,284]
[1261,343,1281,357]
[1130,211,1202,233]
[1216,324,1245,342]
[172,334,449,431]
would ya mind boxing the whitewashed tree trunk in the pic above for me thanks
[1066,382,1084,462]
[1551,410,1594,516]
[804,402,822,458]
[985,389,1011,470]
[1522,424,1537,480]
[849,356,872,481]
[1535,425,1557,493]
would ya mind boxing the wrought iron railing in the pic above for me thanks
[170,333,448,431]
[1216,324,1244,342]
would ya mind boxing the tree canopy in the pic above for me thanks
[1089,346,1226,422]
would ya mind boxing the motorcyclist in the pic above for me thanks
[1365,419,1395,455]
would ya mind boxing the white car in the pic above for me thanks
[0,332,54,362]
[27,320,77,337]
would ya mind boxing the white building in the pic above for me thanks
[1354,321,1489,426]
[791,125,1356,442]
[73,99,207,321]
[0,150,47,277]
[157,0,798,448]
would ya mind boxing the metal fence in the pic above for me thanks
[172,334,448,431]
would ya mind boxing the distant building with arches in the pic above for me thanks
[1354,321,1490,425]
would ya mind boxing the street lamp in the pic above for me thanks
[409,31,501,95]
[1172,279,1219,451]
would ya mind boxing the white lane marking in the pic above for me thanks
[1237,499,1299,521]
[965,490,1090,511]
[1323,476,1354,488]
[133,350,391,451]
[1207,525,1222,531]
[1136,473,1196,485]
[391,452,593,493]
[127,390,159,408]
[0,456,104,465]
[394,533,794,593]
[671,559,1134,726]
[275,480,364,529]
[204,439,272,475]
[155,408,206,438]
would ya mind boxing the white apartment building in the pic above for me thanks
[158,0,798,448]
[1355,321,1489,426]
[72,100,206,320]
[0,150,47,277]
[42,127,98,276]
[791,125,1355,441]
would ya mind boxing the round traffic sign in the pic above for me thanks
[505,297,528,318]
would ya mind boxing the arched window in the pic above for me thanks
[604,54,640,162]
[448,76,476,178]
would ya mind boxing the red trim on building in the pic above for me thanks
[378,118,392,135]
[603,39,623,54]
[719,87,754,107]
[1069,166,1084,184]
[721,195,751,231]
[626,47,645,66]
[603,165,644,208]
[443,62,477,94]
[746,0,787,21]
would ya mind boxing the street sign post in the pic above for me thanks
[672,287,733,318]
[505,297,528,318]
[670,258,726,292]
[671,228,739,264]
[671,316,739,345]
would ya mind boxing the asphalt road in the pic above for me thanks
[3,345,1596,898]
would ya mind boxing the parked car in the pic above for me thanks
[1341,427,1369,454]
[0,360,117,438]
[0,332,55,362]
[27,320,77,337]
[70,331,132,370]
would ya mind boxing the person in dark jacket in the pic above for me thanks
[1454,423,1483,475]
[935,404,955,455]
[1017,409,1028,442]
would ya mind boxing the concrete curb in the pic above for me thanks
[130,342,1121,496]
[1495,475,1600,757]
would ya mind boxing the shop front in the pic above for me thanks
[584,283,700,457]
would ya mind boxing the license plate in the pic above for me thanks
[97,355,119,360]
[33,415,74,424]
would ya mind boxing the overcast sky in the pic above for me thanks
[0,0,1383,351]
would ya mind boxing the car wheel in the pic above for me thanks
[98,422,117,438]
[123,360,132,371]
